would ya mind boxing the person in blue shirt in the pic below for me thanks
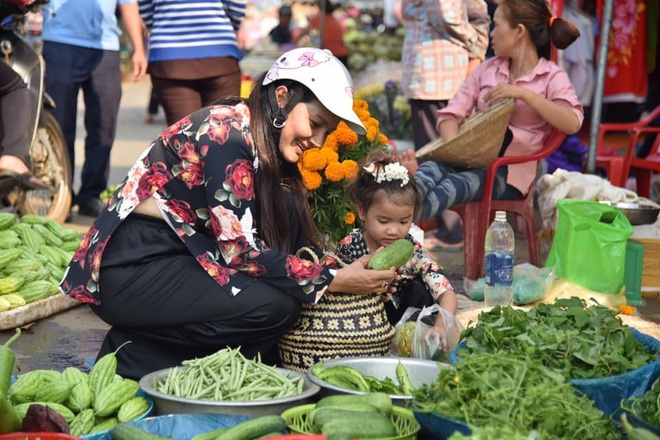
[41,0,147,219]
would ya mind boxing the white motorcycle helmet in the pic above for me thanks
[262,48,366,135]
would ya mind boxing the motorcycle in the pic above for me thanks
[0,0,71,223]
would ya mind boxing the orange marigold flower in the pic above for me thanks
[325,161,345,182]
[335,125,358,146]
[353,99,368,111]
[301,169,323,190]
[320,147,339,164]
[342,160,359,180]
[344,212,356,224]
[356,109,371,122]
[301,148,326,171]
[366,125,378,141]
[367,117,380,129]
[323,133,339,152]
[379,133,389,143]
[619,304,635,315]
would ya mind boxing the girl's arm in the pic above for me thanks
[431,288,457,332]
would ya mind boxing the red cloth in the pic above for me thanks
[597,0,648,103]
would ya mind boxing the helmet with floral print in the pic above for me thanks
[262,47,366,135]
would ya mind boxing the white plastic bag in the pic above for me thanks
[391,305,463,361]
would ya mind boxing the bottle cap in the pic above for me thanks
[495,211,507,221]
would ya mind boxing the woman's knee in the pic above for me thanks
[256,292,301,330]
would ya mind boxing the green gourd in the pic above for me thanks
[367,239,414,270]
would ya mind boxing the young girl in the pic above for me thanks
[337,150,458,351]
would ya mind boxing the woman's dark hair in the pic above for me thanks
[347,149,421,222]
[246,72,325,253]
[498,0,580,60]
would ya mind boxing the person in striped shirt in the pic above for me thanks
[139,0,246,126]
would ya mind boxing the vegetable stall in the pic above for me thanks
[0,218,658,439]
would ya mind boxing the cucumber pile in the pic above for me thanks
[297,393,401,438]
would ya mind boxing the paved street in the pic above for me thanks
[0,77,658,375]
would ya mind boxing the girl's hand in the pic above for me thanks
[424,324,449,352]
[484,83,527,104]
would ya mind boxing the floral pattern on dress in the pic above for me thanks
[59,102,336,305]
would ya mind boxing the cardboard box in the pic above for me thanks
[631,238,660,297]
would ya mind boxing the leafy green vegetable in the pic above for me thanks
[448,426,543,440]
[621,378,660,427]
[413,352,618,439]
[458,297,658,378]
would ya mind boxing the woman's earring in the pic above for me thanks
[272,107,288,129]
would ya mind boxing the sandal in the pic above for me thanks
[0,169,51,192]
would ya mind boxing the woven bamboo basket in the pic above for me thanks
[278,247,396,373]
[416,98,515,169]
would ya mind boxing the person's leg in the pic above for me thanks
[409,99,465,245]
[94,214,301,379]
[148,86,159,115]
[42,41,86,181]
[96,282,300,379]
[77,49,122,210]
[409,99,445,150]
[0,88,34,171]
[151,76,204,126]
[418,167,510,220]
[199,64,242,106]
[0,86,45,192]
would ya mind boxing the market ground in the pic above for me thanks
[0,77,659,375]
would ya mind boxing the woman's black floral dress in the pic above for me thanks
[60,102,337,305]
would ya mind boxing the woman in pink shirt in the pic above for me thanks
[400,0,584,221]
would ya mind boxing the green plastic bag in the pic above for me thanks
[546,200,633,294]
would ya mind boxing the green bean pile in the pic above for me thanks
[155,347,305,401]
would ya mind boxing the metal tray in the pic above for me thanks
[306,356,443,405]
[139,367,320,417]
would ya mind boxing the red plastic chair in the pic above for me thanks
[420,129,566,280]
[594,105,660,191]
[621,106,660,197]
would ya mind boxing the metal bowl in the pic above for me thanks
[600,201,660,225]
[306,356,443,405]
[139,367,320,417]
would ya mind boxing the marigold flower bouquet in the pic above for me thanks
[298,99,388,244]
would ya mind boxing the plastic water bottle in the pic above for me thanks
[484,211,514,307]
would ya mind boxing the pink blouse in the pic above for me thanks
[437,56,584,194]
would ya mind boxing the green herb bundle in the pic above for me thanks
[621,378,660,427]
[458,297,658,378]
[413,353,619,439]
